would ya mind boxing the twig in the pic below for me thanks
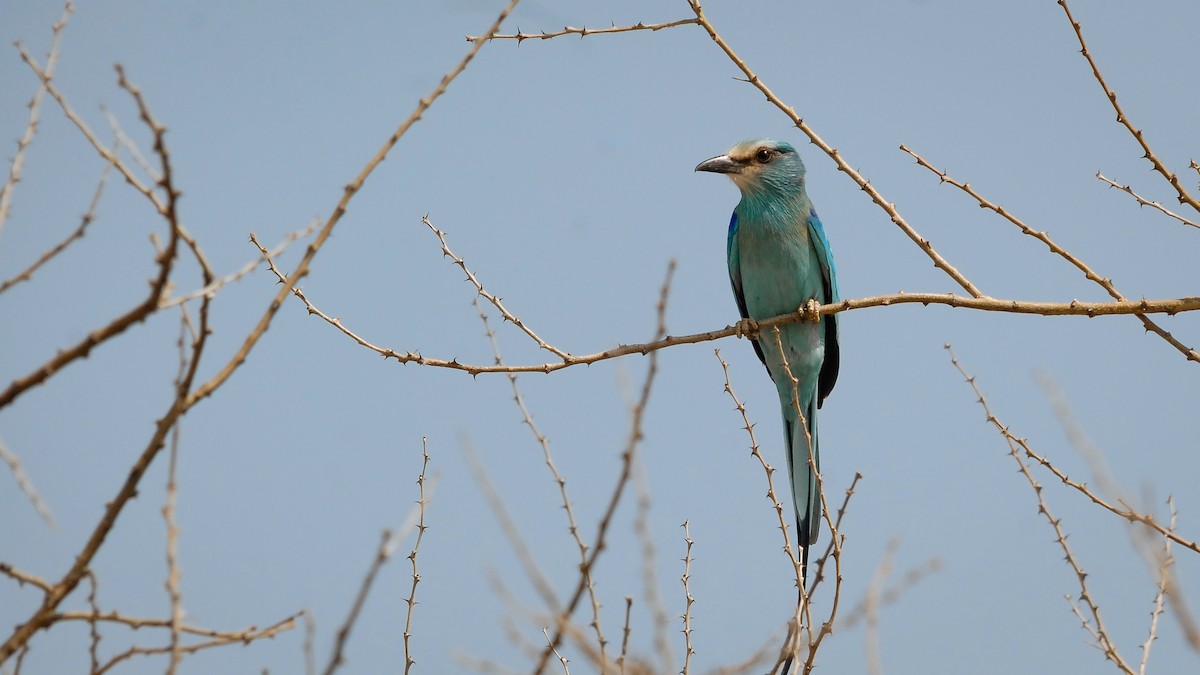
[403,439,432,675]
[162,219,319,308]
[85,571,100,674]
[0,564,51,594]
[714,350,802,582]
[684,0,983,298]
[94,612,299,675]
[256,246,1200,375]
[543,629,570,675]
[0,439,55,529]
[424,216,568,359]
[0,1,74,239]
[163,409,185,675]
[535,261,674,674]
[468,18,699,42]
[902,144,1200,365]
[807,474,862,600]
[946,344,1134,674]
[323,520,419,675]
[680,522,695,675]
[617,596,633,675]
[0,65,190,662]
[0,65,184,413]
[1057,0,1200,214]
[1138,505,1174,675]
[0,144,114,296]
[1096,172,1200,230]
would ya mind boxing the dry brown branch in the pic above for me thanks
[535,261,674,674]
[714,350,802,581]
[1138,506,1174,674]
[16,48,167,215]
[0,64,184,413]
[403,439,432,675]
[163,310,192,675]
[0,146,114,296]
[901,144,1200,365]
[618,596,633,675]
[84,571,100,674]
[683,1,983,299]
[0,438,55,530]
[253,242,1200,375]
[807,473,862,600]
[1096,172,1200,230]
[0,563,51,594]
[468,18,699,42]
[93,612,299,675]
[184,0,521,409]
[324,527,407,675]
[680,521,695,675]
[0,1,74,239]
[1057,0,1200,214]
[475,3,984,301]
[0,65,192,661]
[543,629,571,675]
[163,219,319,308]
[426,216,568,359]
[947,345,1135,674]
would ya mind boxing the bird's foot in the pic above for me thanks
[800,299,822,324]
[734,317,760,339]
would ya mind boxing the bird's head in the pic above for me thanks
[695,138,806,198]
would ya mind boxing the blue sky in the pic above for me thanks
[3,1,1199,673]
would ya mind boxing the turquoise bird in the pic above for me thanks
[696,139,839,584]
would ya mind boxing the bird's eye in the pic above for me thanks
[755,148,773,163]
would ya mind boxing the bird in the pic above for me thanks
[695,138,840,588]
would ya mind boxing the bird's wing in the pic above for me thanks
[808,208,840,406]
[726,211,768,367]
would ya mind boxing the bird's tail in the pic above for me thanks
[786,396,822,552]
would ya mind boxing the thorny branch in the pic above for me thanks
[901,144,1200,365]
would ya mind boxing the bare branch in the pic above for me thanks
[0,563,51,594]
[947,345,1135,674]
[426,216,568,359]
[255,235,1200,376]
[0,146,113,296]
[536,261,674,674]
[0,1,74,239]
[0,438,55,529]
[0,64,192,661]
[902,144,1200,365]
[1096,172,1200,230]
[1057,0,1200,214]
[679,521,695,675]
[468,18,699,42]
[403,439,432,675]
[684,0,984,299]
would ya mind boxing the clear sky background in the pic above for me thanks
[3,1,1199,673]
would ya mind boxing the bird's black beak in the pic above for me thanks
[695,154,742,174]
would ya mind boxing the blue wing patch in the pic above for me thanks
[808,208,840,405]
